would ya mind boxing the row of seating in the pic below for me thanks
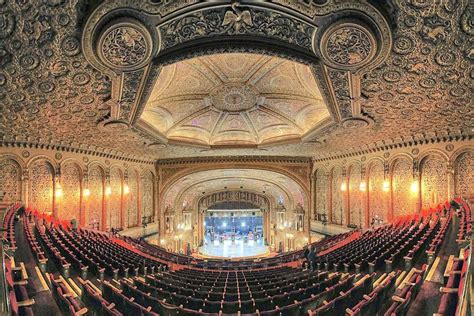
[383,264,427,315]
[2,203,18,250]
[22,215,48,271]
[48,272,87,315]
[436,248,470,316]
[426,211,453,264]
[78,277,123,315]
[346,270,401,315]
[123,231,354,270]
[454,197,471,243]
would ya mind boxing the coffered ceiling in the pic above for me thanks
[140,53,330,147]
[0,1,472,162]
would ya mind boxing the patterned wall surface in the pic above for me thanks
[421,156,448,208]
[88,165,104,228]
[368,161,385,222]
[29,161,54,213]
[315,170,328,217]
[330,167,344,224]
[61,162,81,221]
[391,158,414,217]
[109,167,122,229]
[127,172,139,228]
[142,172,154,219]
[455,151,474,201]
[0,159,22,203]
[348,164,363,227]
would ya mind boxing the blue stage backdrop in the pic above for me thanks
[205,215,262,235]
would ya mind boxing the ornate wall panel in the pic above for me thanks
[141,172,154,220]
[109,167,122,229]
[348,164,363,227]
[455,151,474,201]
[29,161,54,213]
[61,162,81,221]
[127,172,139,228]
[330,167,344,225]
[391,158,414,217]
[368,161,385,222]
[315,170,328,217]
[421,156,448,208]
[88,165,104,228]
[0,159,21,203]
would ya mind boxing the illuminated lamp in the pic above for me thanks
[359,181,367,192]
[83,188,90,197]
[123,184,130,194]
[340,181,347,192]
[382,180,390,192]
[105,186,112,196]
[410,180,419,193]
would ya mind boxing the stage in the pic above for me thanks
[198,238,270,259]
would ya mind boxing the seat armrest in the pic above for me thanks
[440,287,458,293]
[76,307,88,315]
[392,295,406,303]
[17,298,35,307]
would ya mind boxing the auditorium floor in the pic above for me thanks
[198,238,270,258]
[14,217,62,315]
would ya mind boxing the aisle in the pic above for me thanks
[14,217,62,315]
[407,215,460,316]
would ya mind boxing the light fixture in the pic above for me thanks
[410,180,419,194]
[105,186,112,196]
[84,188,90,197]
[160,239,166,244]
[241,222,246,227]
[123,184,130,194]
[222,222,227,228]
[340,181,347,192]
[382,180,390,192]
[359,181,366,192]
[55,184,62,198]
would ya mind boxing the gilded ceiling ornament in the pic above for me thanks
[0,11,15,39]
[210,84,258,112]
[222,3,253,32]
[21,150,30,158]
[326,26,373,66]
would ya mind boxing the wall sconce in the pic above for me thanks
[55,184,62,198]
[382,180,390,192]
[83,188,90,197]
[160,239,166,244]
[410,180,419,194]
[105,186,112,196]
[123,184,130,194]
[359,181,367,192]
[340,181,347,192]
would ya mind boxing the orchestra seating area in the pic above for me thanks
[1,199,471,315]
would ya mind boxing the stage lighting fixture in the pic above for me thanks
[223,222,227,227]
[241,222,246,227]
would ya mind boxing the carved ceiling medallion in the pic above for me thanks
[210,83,258,112]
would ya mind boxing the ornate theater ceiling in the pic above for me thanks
[140,53,330,147]
[0,1,472,161]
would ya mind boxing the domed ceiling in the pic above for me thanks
[140,53,330,147]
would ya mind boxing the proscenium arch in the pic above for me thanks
[163,169,305,212]
[197,190,271,213]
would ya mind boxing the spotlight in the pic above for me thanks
[222,222,227,228]
[241,222,246,227]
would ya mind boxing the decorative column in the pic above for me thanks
[342,167,349,226]
[413,159,421,213]
[447,162,455,200]
[53,166,61,219]
[122,170,129,228]
[384,161,393,222]
[103,169,111,231]
[361,165,369,228]
[21,169,29,207]
[80,166,89,227]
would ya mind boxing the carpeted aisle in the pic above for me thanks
[407,215,460,316]
[14,217,62,315]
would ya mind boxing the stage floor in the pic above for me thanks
[198,238,270,258]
